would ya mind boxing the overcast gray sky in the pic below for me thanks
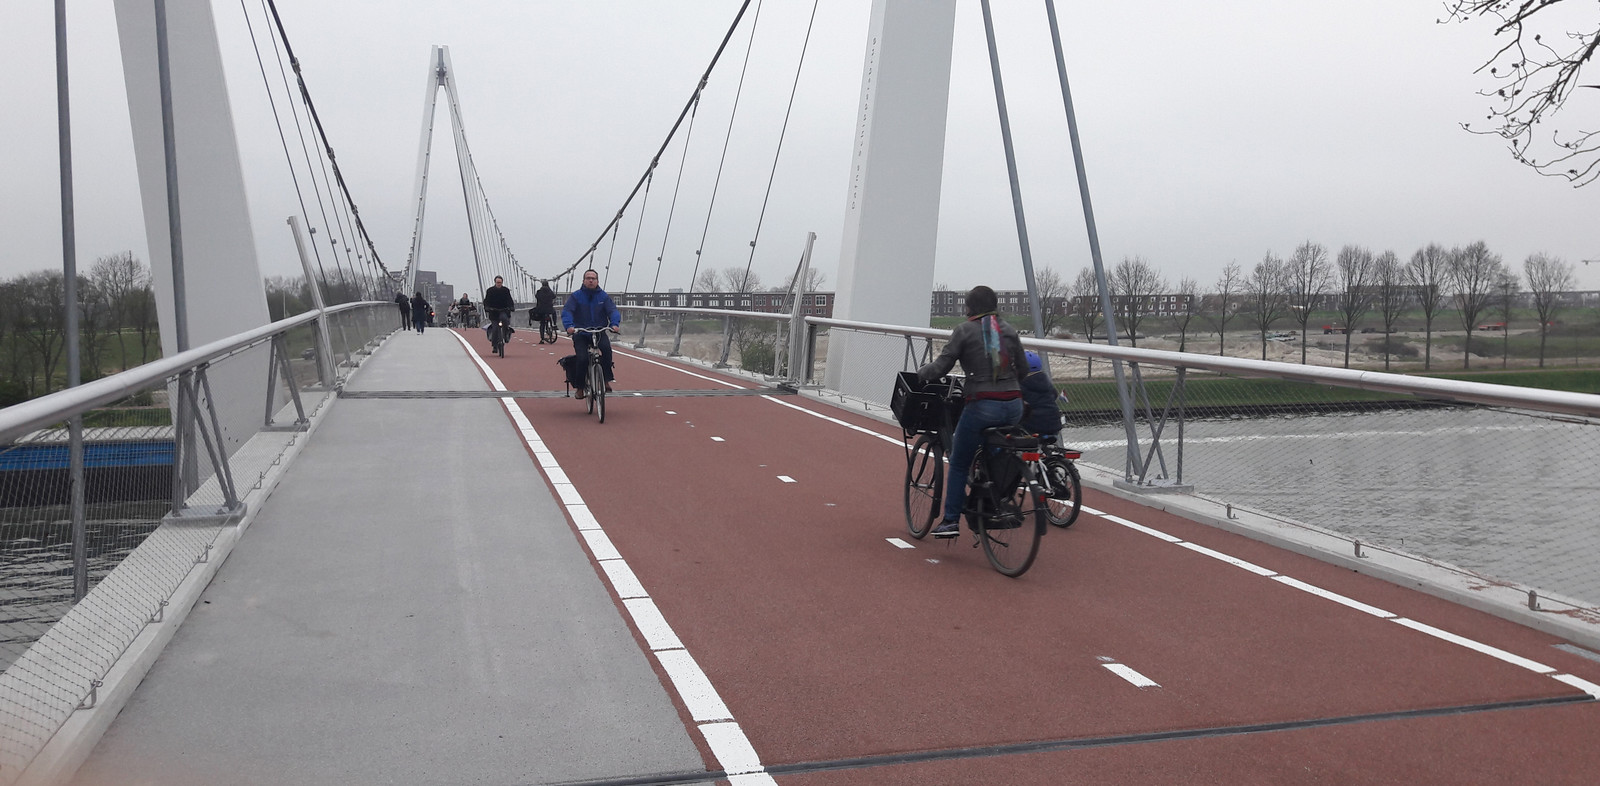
[4,0,1598,300]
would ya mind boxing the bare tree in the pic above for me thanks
[76,274,110,379]
[693,268,723,293]
[1111,255,1166,348]
[1285,241,1332,363]
[721,266,762,294]
[90,251,147,372]
[1033,266,1070,336]
[13,272,67,394]
[1206,262,1244,356]
[1448,241,1508,369]
[1069,267,1103,378]
[1406,243,1451,370]
[1524,252,1576,367]
[1372,251,1410,370]
[1334,245,1377,368]
[130,280,158,364]
[777,267,828,294]
[1445,1,1600,186]
[1246,252,1290,361]
[1170,277,1200,352]
[1491,267,1516,369]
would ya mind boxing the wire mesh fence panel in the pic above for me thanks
[1044,355,1600,609]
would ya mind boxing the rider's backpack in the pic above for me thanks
[556,355,584,389]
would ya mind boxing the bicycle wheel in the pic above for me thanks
[1044,456,1082,528]
[976,458,1045,577]
[903,434,943,539]
[495,326,505,358]
[587,358,603,418]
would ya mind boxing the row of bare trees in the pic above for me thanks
[1030,241,1581,372]
[0,252,160,403]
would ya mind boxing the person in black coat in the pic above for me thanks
[1019,350,1062,441]
[409,293,428,333]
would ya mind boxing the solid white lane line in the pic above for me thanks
[446,329,769,780]
[622,349,747,389]
[1390,618,1557,674]
[1272,575,1396,618]
[887,538,915,549]
[1552,674,1600,699]
[656,649,734,722]
[598,559,648,600]
[623,597,684,652]
[761,395,904,447]
[1103,663,1161,688]
[699,722,772,779]
[1100,513,1183,543]
[1178,541,1277,576]
[580,528,622,561]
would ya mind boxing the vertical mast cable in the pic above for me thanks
[687,0,766,295]
[738,0,820,292]
[649,97,703,294]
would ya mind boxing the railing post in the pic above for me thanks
[289,216,338,387]
[634,308,650,349]
[784,232,817,389]
[669,314,685,357]
[715,316,733,368]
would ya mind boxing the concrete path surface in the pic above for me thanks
[69,329,705,786]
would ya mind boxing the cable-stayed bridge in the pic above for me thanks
[5,2,1600,784]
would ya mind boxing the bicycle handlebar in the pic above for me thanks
[572,326,618,333]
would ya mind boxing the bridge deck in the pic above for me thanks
[72,327,1600,785]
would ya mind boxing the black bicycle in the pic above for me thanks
[1037,439,1082,528]
[894,372,1046,577]
[573,326,615,423]
[538,312,558,344]
[486,309,511,358]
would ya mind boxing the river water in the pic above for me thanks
[1067,406,1600,607]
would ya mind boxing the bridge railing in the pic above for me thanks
[616,306,1600,616]
[0,301,393,784]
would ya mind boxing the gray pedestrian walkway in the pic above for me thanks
[68,329,704,786]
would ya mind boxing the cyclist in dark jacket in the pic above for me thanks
[532,281,557,328]
[482,276,516,341]
[561,269,622,398]
[916,285,1028,537]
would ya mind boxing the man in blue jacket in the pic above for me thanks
[561,269,622,398]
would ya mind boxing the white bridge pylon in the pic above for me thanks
[402,45,533,301]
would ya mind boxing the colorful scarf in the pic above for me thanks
[972,312,1008,381]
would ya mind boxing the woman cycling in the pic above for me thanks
[915,285,1030,538]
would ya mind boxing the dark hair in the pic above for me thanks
[965,285,997,316]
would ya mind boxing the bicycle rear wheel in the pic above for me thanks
[588,358,604,420]
[1044,456,1081,528]
[977,461,1045,577]
[904,434,943,539]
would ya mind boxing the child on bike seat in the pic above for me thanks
[1019,351,1062,443]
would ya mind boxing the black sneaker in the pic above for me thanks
[932,518,960,538]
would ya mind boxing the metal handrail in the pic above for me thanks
[0,301,382,444]
[805,316,1600,420]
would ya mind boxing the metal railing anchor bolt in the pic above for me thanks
[1528,590,1540,610]
[1354,540,1365,558]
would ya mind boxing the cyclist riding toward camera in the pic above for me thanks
[562,268,621,398]
[482,275,516,343]
[916,285,1029,538]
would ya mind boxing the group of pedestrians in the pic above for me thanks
[394,292,433,334]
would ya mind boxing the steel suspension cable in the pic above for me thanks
[687,0,765,296]
[552,0,756,283]
[261,0,353,299]
[239,0,333,294]
[264,0,390,279]
[622,171,654,293]
[737,0,821,291]
[649,97,703,294]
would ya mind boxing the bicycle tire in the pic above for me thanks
[1044,456,1082,528]
[588,358,603,418]
[976,457,1045,577]
[904,434,943,539]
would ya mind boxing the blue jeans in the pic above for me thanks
[943,397,1024,521]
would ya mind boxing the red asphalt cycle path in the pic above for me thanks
[455,328,1600,784]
